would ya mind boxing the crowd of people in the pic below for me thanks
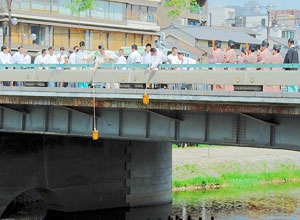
[0,38,298,91]
[208,38,299,92]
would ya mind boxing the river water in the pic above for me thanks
[2,183,300,220]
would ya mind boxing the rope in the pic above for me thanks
[93,68,96,131]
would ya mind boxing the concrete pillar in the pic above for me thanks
[126,141,172,207]
[0,133,172,218]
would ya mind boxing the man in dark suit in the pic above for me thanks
[284,38,299,69]
[284,38,299,92]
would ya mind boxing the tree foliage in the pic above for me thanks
[67,0,96,14]
[165,0,200,18]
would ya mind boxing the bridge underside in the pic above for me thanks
[0,104,299,151]
[0,134,172,217]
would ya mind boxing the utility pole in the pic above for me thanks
[6,0,12,51]
[267,10,271,44]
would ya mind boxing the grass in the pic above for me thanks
[172,144,229,149]
[172,162,300,190]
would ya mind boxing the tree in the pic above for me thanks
[165,0,200,18]
[67,0,96,41]
[67,0,95,15]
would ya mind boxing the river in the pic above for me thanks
[2,183,300,220]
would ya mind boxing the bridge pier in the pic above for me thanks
[0,133,172,218]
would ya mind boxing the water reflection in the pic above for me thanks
[2,183,300,220]
[173,183,300,220]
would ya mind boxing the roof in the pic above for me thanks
[270,37,290,47]
[166,25,260,45]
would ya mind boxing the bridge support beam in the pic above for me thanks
[0,133,172,217]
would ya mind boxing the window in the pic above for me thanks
[132,5,140,21]
[91,0,109,19]
[31,25,49,46]
[140,6,147,22]
[31,0,58,12]
[126,4,132,20]
[59,0,71,15]
[126,4,157,23]
[208,41,213,47]
[45,0,51,11]
[12,0,30,10]
[261,19,266,26]
[109,2,123,21]
[282,31,295,39]
[32,0,44,10]
[188,19,200,26]
[52,0,58,11]
[291,32,295,39]
[148,7,156,23]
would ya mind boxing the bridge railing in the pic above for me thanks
[0,64,299,91]
[0,63,299,69]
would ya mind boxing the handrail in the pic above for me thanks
[0,64,299,68]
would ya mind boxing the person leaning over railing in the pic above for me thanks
[93,44,118,89]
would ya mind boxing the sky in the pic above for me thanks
[209,0,300,10]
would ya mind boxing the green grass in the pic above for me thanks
[173,163,300,189]
[172,144,230,149]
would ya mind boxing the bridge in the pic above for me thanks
[0,64,300,218]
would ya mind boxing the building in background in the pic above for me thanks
[207,8,235,27]
[163,24,260,63]
[157,0,208,28]
[0,0,161,54]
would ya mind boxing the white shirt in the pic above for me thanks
[167,53,179,64]
[42,54,58,64]
[95,50,118,64]
[127,50,141,64]
[0,52,11,64]
[150,54,165,69]
[68,52,76,64]
[11,51,24,64]
[142,51,151,64]
[157,48,167,63]
[116,55,127,64]
[57,53,68,64]
[175,57,196,70]
[75,49,90,64]
[34,55,43,64]
[24,55,31,64]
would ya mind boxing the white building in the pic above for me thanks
[208,8,235,27]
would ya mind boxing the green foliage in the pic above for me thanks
[165,0,200,18]
[67,0,96,15]
[173,163,300,189]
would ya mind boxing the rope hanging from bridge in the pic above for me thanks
[92,69,99,141]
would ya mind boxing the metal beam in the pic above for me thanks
[147,110,182,122]
[238,113,278,126]
[63,107,100,118]
[0,105,28,115]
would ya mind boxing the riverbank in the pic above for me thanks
[172,147,300,191]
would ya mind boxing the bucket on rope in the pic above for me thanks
[143,93,149,105]
[92,129,99,140]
